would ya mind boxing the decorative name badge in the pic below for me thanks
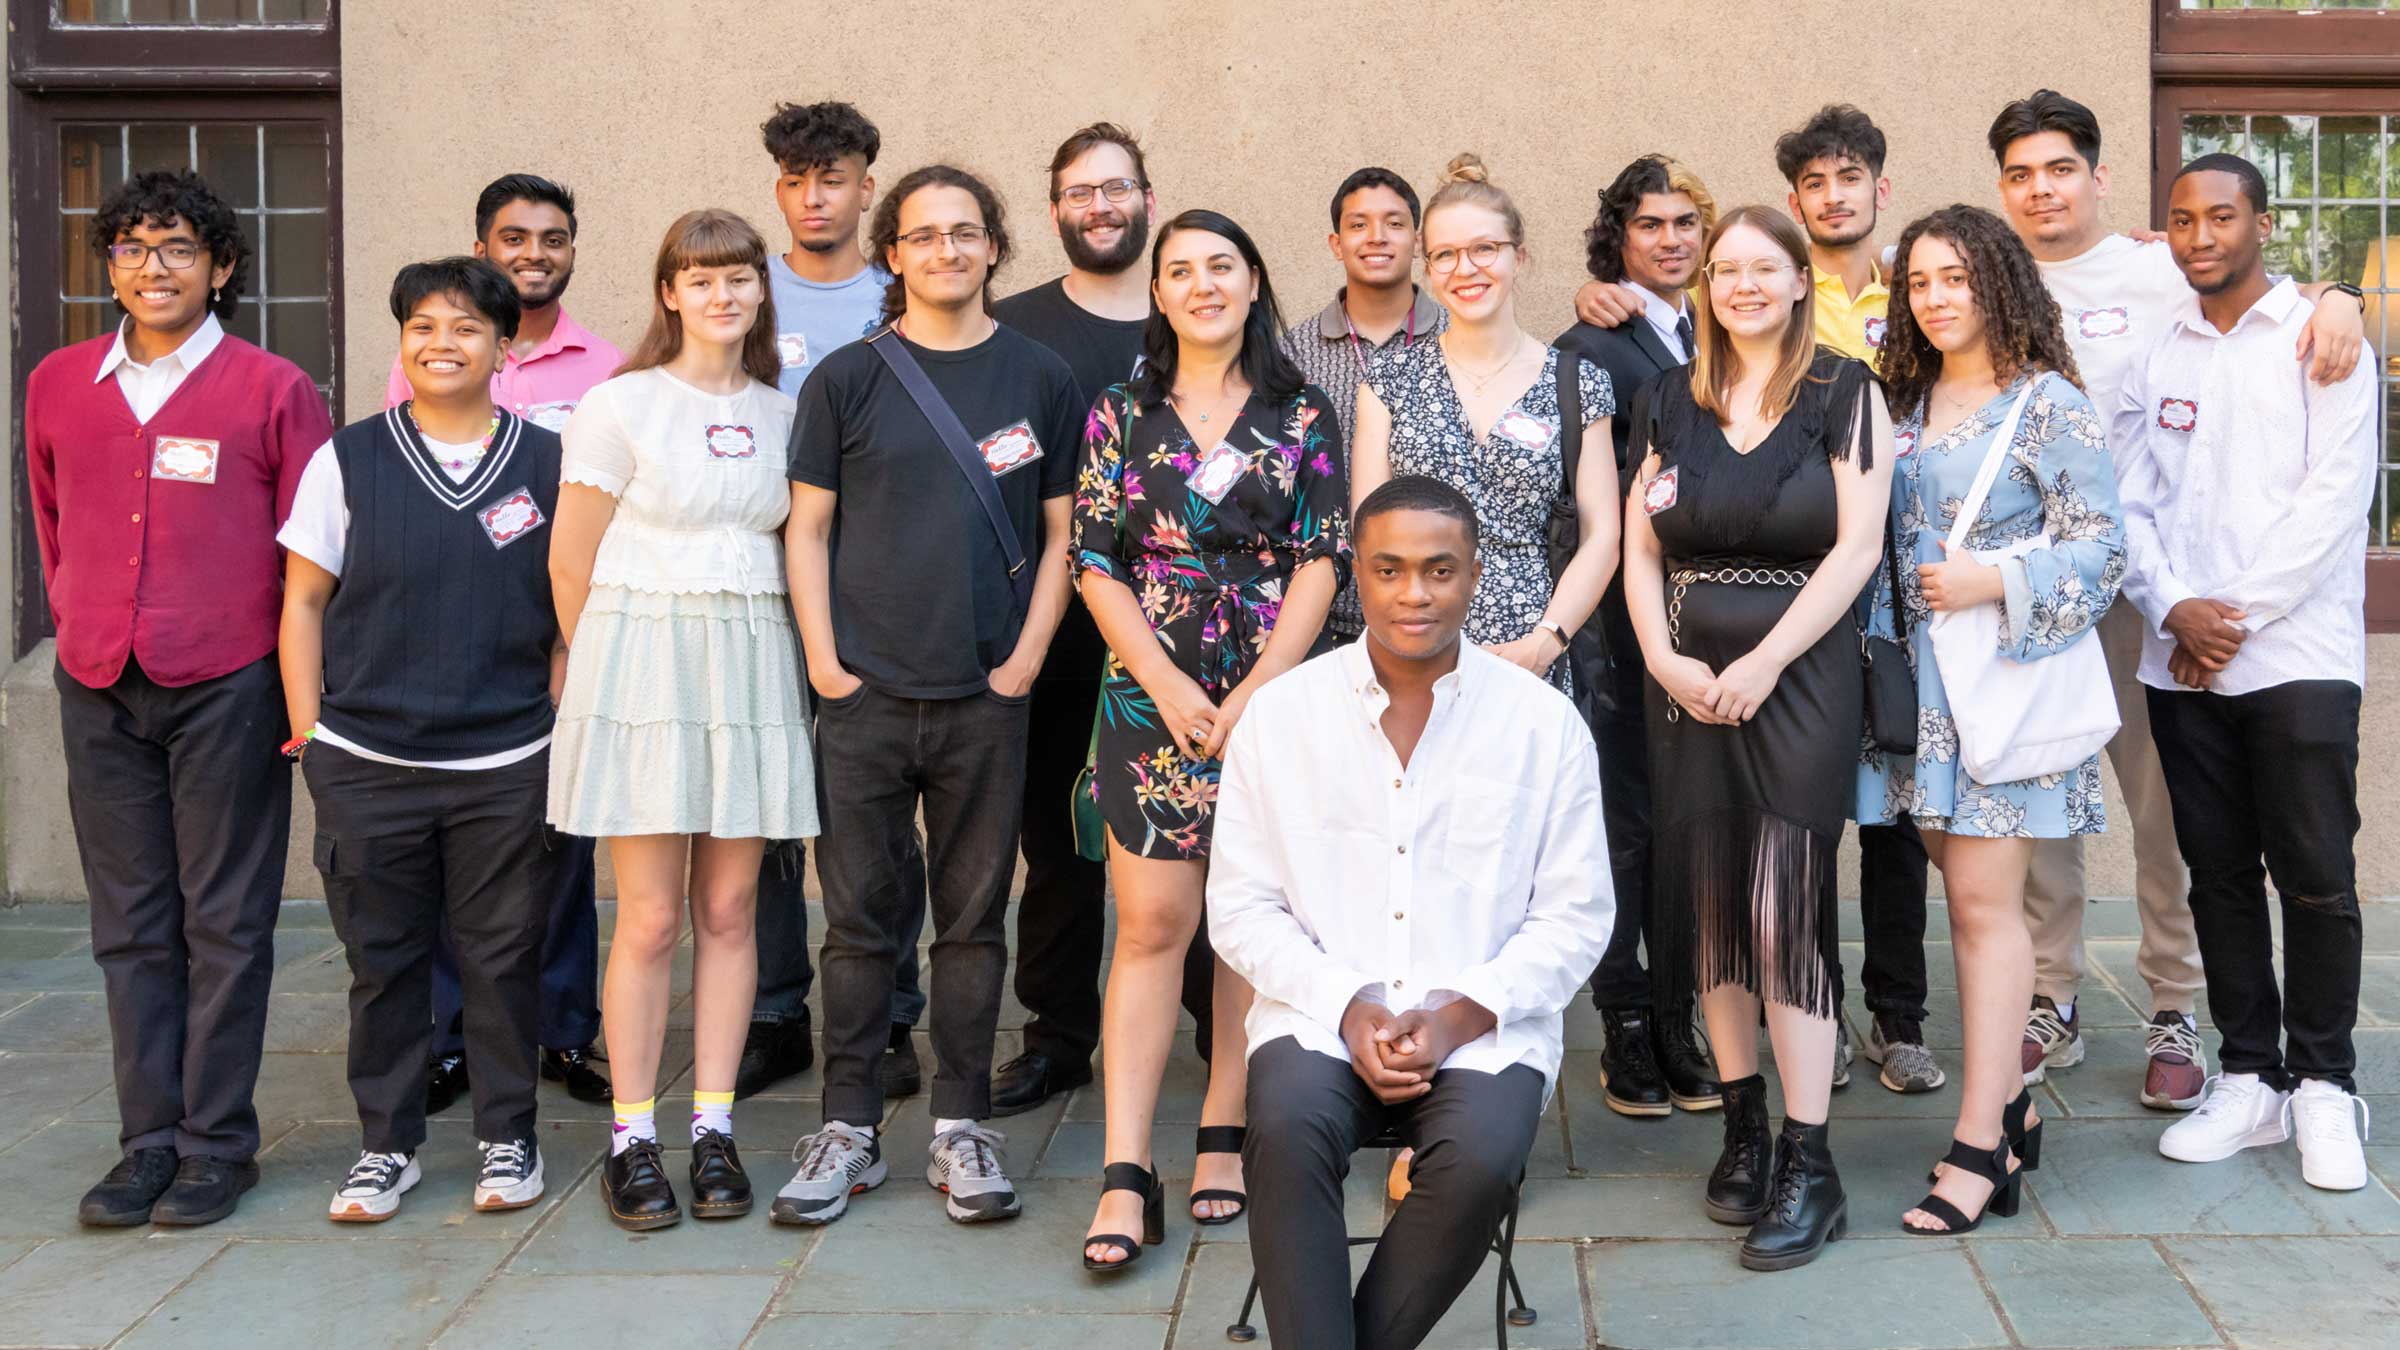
[1643,465,1680,516]
[1894,428,1917,458]
[1186,439,1248,504]
[2079,307,2131,340]
[776,332,809,369]
[705,424,758,460]
[977,419,1042,476]
[152,436,220,484]
[478,488,547,548]
[1494,409,1556,451]
[2157,397,2198,433]
[525,401,575,432]
[1863,316,1888,349]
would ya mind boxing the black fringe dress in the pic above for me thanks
[1638,351,1873,1017]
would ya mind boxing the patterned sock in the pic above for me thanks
[934,1117,973,1137]
[611,1096,656,1156]
[691,1089,735,1142]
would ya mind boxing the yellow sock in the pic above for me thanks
[692,1089,735,1141]
[611,1096,656,1155]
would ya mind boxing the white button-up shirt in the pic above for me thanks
[1637,283,1693,365]
[94,313,224,424]
[1205,640,1613,1095]
[2112,279,2379,695]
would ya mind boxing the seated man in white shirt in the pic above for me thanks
[1207,475,1613,1350]
[2114,154,2379,1193]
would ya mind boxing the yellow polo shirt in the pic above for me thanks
[1813,261,1890,366]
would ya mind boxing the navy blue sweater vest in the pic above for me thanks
[319,407,561,759]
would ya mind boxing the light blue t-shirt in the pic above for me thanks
[768,252,890,397]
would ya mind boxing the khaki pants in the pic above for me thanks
[2024,600,2204,1014]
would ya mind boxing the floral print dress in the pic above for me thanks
[1071,383,1350,859]
[1854,371,2127,838]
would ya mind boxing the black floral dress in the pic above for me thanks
[1364,342,1612,690]
[1071,384,1350,859]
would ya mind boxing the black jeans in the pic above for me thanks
[817,686,1028,1125]
[431,833,599,1055]
[1243,1037,1544,1350]
[58,652,289,1162]
[2149,681,2362,1091]
[306,744,555,1152]
[1852,818,1930,1022]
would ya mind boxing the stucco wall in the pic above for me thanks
[335,0,2156,422]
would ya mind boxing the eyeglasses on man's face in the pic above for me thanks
[1056,178,1142,210]
[1702,258,1797,288]
[896,224,991,250]
[1425,239,1511,276]
[107,240,203,270]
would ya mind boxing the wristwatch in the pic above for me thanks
[1535,619,1570,651]
[2328,281,2365,304]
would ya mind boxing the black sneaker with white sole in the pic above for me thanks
[927,1122,1021,1223]
[330,1151,419,1223]
[475,1138,544,1212]
[771,1123,885,1226]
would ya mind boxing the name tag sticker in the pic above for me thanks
[775,332,809,369]
[1863,316,1888,349]
[1186,439,1248,504]
[1894,428,1917,458]
[2079,307,2131,340]
[2157,397,2198,433]
[705,424,758,460]
[525,401,575,432]
[1494,410,1556,451]
[477,487,546,548]
[977,419,1042,476]
[1643,464,1680,516]
[152,436,220,484]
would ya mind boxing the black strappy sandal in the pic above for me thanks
[1191,1125,1247,1226]
[1928,1089,2044,1182]
[1904,1136,2022,1235]
[1082,1162,1164,1273]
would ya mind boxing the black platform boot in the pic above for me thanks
[1740,1118,1846,1272]
[1655,998,1723,1111]
[1704,1073,1773,1224]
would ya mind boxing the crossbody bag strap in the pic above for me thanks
[1945,376,2041,555]
[1556,349,1584,501]
[867,325,1035,614]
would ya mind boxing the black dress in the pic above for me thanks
[1637,351,1874,1016]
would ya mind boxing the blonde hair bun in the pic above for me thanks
[1440,152,1490,186]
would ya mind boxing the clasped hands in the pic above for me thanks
[1339,996,1494,1105]
[2164,597,2248,690]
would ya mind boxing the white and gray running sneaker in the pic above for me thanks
[474,1138,544,1212]
[2159,1072,2290,1163]
[1831,1018,1855,1090]
[2290,1079,2371,1192]
[771,1123,885,1226]
[329,1151,419,1223]
[927,1122,1021,1223]
[1863,1013,1948,1094]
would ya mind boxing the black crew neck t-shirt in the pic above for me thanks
[787,325,1082,699]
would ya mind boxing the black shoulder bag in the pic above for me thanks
[1546,353,1617,719]
[866,325,1035,616]
[1857,376,1917,756]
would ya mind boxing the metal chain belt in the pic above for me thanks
[1664,566,1814,722]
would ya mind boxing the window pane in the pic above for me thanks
[222,298,263,348]
[127,123,189,175]
[2321,118,2390,200]
[263,125,327,210]
[270,300,333,387]
[55,0,328,22]
[59,125,124,210]
[235,212,262,293]
[266,213,327,297]
[2179,1,2400,8]
[2182,114,2249,161]
[196,126,259,209]
[63,301,116,349]
[60,220,109,301]
[2251,116,2313,200]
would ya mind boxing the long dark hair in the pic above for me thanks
[616,209,781,387]
[866,164,1012,327]
[1126,209,1303,409]
[1879,204,2083,421]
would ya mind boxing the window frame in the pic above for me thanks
[2158,1,2400,64]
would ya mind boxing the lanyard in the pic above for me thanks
[1343,298,1417,379]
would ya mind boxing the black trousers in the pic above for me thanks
[1243,1036,1544,1350]
[58,652,289,1162]
[1588,691,1656,1010]
[306,744,555,1152]
[431,833,598,1055]
[2149,681,2362,1091]
[1851,818,1930,1022]
[750,839,927,1026]
[817,686,1027,1125]
[1013,675,1216,1068]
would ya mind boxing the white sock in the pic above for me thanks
[2057,999,2075,1022]
[934,1117,973,1137]
[691,1089,734,1141]
[610,1097,656,1156]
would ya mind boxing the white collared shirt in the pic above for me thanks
[1205,640,1613,1095]
[95,313,225,424]
[1637,284,1693,365]
[2112,279,2379,695]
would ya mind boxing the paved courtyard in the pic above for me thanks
[0,894,2396,1349]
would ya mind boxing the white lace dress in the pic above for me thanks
[546,367,818,840]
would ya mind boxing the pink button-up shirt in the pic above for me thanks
[384,306,623,430]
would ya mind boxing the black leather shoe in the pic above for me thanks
[734,1014,815,1100]
[1654,999,1723,1111]
[1598,1006,1672,1117]
[1705,1073,1773,1225]
[77,1146,178,1227]
[602,1139,680,1230]
[150,1156,260,1227]
[540,1045,613,1104]
[882,1024,923,1099]
[1740,1118,1846,1272]
[689,1128,753,1218]
[425,1052,469,1116]
[989,1049,1093,1118]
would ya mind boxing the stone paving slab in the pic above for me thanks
[1582,1236,2011,1350]
[1971,1237,2220,1348]
[0,1052,114,1152]
[0,1232,224,1347]
[2162,1236,2400,1350]
[117,1237,512,1350]
[435,1272,780,1349]
[751,1312,1174,1349]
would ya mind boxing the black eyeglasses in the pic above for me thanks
[107,241,203,270]
[1055,178,1142,209]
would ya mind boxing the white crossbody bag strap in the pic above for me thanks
[1945,377,2041,555]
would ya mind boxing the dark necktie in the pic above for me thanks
[1675,312,1696,361]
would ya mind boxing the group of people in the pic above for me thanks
[25,84,2379,1349]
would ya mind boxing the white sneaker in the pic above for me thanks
[926,1122,1021,1223]
[474,1138,544,1211]
[329,1151,419,1222]
[2159,1073,2291,1163]
[2289,1079,2371,1192]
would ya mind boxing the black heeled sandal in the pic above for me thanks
[1082,1162,1164,1273]
[1190,1125,1247,1225]
[1927,1089,2044,1182]
[1904,1137,2022,1235]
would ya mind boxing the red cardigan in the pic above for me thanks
[26,331,331,689]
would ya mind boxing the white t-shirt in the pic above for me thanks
[278,434,552,772]
[2035,235,2195,422]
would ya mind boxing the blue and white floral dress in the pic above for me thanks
[1855,371,2127,838]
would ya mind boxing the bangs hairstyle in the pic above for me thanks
[1424,152,1524,248]
[1773,104,1888,184]
[1126,209,1303,410]
[1987,89,2101,169]
[1878,204,2082,421]
[1358,474,1480,553]
[474,173,577,240]
[1688,206,1821,425]
[91,169,249,322]
[1047,122,1149,201]
[618,208,781,386]
[866,164,1012,326]
[1585,154,1718,284]
[389,256,522,340]
[1329,166,1421,232]
[761,99,881,174]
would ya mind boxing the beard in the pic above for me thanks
[515,267,570,309]
[1060,201,1149,274]
[1807,208,1877,249]
[797,236,844,254]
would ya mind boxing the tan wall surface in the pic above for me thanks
[337,0,2155,422]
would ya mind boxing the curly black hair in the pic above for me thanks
[1774,104,1887,184]
[865,164,1010,326]
[1878,204,2083,421]
[760,100,881,175]
[1582,154,1715,284]
[89,170,248,322]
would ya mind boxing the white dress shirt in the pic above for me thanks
[1205,640,1613,1096]
[1637,283,1693,364]
[2112,279,2379,695]
[94,313,225,423]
